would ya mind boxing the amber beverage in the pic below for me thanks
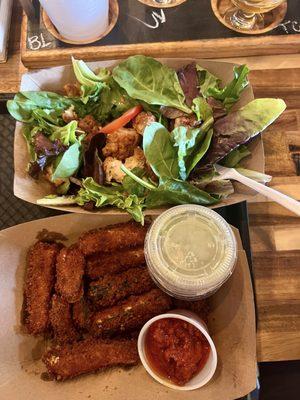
[232,0,285,14]
[225,0,287,30]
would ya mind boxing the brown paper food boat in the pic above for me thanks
[13,59,264,215]
[0,214,256,400]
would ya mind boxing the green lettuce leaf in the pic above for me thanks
[72,57,111,104]
[196,64,249,111]
[221,145,251,168]
[72,57,110,86]
[196,65,221,98]
[23,125,38,161]
[143,122,179,179]
[112,55,191,113]
[204,180,234,198]
[191,177,234,199]
[49,120,78,146]
[7,91,85,123]
[207,65,250,111]
[173,127,213,180]
[52,141,82,180]
[185,129,214,176]
[122,167,149,197]
[71,58,139,118]
[173,126,205,180]
[92,79,138,123]
[56,179,71,195]
[192,97,213,121]
[121,166,218,209]
[145,177,219,208]
[198,98,286,169]
[75,177,145,223]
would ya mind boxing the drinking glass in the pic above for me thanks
[137,0,187,7]
[224,0,287,30]
[39,0,109,42]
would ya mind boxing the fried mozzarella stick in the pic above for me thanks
[86,247,145,279]
[49,294,79,344]
[78,221,148,256]
[88,267,154,309]
[72,298,90,331]
[90,289,172,337]
[43,337,139,380]
[55,245,85,303]
[23,241,60,335]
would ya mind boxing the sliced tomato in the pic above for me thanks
[100,105,143,134]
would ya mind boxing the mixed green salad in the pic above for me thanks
[8,56,286,223]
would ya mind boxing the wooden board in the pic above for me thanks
[21,0,300,68]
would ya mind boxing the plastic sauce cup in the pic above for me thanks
[144,205,237,300]
[138,310,218,391]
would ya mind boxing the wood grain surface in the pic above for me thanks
[20,24,300,69]
[0,2,25,96]
[250,68,300,362]
[0,3,300,363]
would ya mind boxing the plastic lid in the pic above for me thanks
[144,205,237,300]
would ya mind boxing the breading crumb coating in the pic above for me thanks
[49,294,79,344]
[55,245,85,303]
[88,267,154,309]
[78,222,148,256]
[23,241,60,335]
[86,246,145,280]
[43,337,139,380]
[90,289,172,337]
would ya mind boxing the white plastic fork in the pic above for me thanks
[215,164,300,217]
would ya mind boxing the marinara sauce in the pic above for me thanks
[144,318,210,386]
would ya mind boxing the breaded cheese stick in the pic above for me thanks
[23,241,60,335]
[78,221,148,256]
[55,245,85,303]
[90,289,172,337]
[72,298,90,331]
[42,337,139,380]
[86,246,145,279]
[88,267,154,309]
[49,294,79,344]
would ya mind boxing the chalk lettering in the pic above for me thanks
[278,20,300,34]
[129,9,166,29]
[278,20,291,34]
[292,21,300,33]
[28,33,51,51]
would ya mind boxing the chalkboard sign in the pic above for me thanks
[21,0,300,68]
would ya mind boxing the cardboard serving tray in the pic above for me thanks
[0,213,256,400]
[14,58,264,214]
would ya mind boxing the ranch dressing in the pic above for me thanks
[144,205,237,300]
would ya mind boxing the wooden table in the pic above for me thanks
[1,2,299,364]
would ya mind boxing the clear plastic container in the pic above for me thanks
[144,205,237,300]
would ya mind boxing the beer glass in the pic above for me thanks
[137,0,187,7]
[224,0,287,30]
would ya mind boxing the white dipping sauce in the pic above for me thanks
[144,205,237,300]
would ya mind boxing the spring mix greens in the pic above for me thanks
[8,56,286,223]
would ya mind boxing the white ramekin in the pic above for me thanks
[137,309,217,391]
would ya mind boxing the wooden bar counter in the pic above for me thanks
[1,2,299,364]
